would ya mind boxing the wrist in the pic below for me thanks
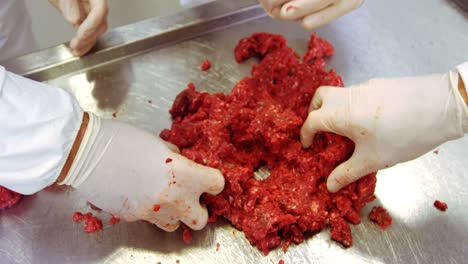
[56,112,102,187]
[459,74,468,107]
[457,62,468,107]
[56,112,89,184]
[449,71,468,134]
[455,62,468,132]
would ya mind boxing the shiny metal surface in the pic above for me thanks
[2,0,468,263]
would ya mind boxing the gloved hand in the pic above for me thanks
[259,0,363,29]
[59,115,225,231]
[48,0,108,56]
[301,72,468,192]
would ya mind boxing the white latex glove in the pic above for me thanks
[259,0,363,29]
[301,72,468,192]
[49,0,108,56]
[60,114,225,231]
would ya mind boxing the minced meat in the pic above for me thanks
[161,33,377,254]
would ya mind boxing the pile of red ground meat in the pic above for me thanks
[161,32,377,254]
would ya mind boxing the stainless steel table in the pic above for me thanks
[2,0,467,263]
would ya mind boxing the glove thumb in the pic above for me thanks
[327,146,377,193]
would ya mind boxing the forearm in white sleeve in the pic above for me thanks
[0,66,83,194]
[456,61,468,131]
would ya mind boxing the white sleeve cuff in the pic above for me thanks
[0,66,83,194]
[456,62,468,132]
[457,62,468,90]
[59,112,101,188]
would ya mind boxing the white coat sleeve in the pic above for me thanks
[0,66,83,195]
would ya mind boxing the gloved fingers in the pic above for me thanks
[180,203,209,230]
[154,219,181,232]
[301,109,335,148]
[192,164,225,195]
[71,0,108,56]
[71,22,107,56]
[148,199,207,231]
[270,7,282,18]
[74,6,108,43]
[48,0,60,10]
[259,0,291,16]
[49,0,86,26]
[308,85,338,112]
[326,149,377,192]
[174,155,225,195]
[108,205,139,222]
[301,0,363,29]
[280,0,335,21]
[150,205,180,230]
[115,212,139,222]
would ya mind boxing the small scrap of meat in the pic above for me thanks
[73,212,85,222]
[182,225,192,244]
[200,59,212,71]
[73,211,103,233]
[278,259,285,264]
[109,214,121,225]
[87,202,102,212]
[434,200,448,211]
[216,242,220,251]
[0,186,22,210]
[369,206,392,230]
[112,112,117,118]
[84,215,103,233]
[165,158,173,163]
[433,150,439,154]
[153,204,161,212]
[187,82,196,90]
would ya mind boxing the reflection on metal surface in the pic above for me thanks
[1,0,468,263]
[67,73,97,113]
